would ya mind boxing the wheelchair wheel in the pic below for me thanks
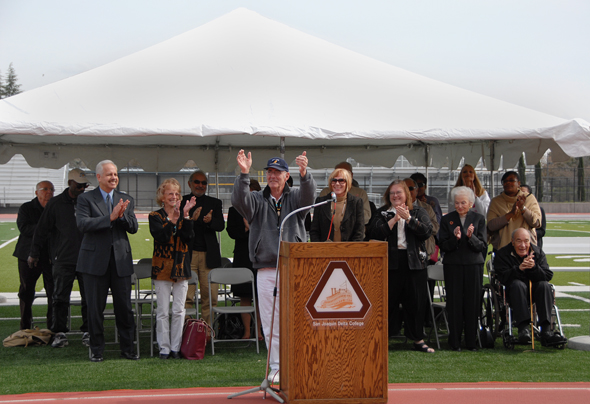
[502,331,514,350]
[481,285,494,329]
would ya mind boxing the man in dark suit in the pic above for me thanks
[76,160,139,362]
[180,170,224,326]
[13,180,55,330]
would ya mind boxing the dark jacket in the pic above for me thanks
[76,188,138,277]
[226,206,252,269]
[438,210,487,265]
[30,189,82,265]
[493,243,552,286]
[368,205,433,271]
[13,197,50,263]
[310,193,365,242]
[180,193,224,269]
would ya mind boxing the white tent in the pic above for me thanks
[0,8,589,173]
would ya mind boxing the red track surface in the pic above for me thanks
[1,383,589,404]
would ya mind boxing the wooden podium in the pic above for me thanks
[279,241,388,404]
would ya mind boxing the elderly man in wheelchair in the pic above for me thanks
[493,228,567,348]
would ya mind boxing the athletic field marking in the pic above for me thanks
[0,236,18,249]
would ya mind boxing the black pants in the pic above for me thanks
[82,251,135,356]
[389,252,428,342]
[51,262,88,333]
[507,280,553,330]
[18,258,54,330]
[444,263,482,349]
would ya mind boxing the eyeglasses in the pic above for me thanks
[408,186,416,191]
[193,179,207,185]
[331,178,346,184]
[416,183,426,188]
[38,187,54,192]
[75,183,89,189]
[389,191,405,196]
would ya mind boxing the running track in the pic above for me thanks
[1,383,589,403]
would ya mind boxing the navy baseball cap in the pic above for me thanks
[265,157,289,172]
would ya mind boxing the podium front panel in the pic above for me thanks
[279,241,388,404]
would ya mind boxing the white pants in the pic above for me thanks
[257,268,280,371]
[154,279,188,355]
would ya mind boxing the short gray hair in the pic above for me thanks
[189,170,207,181]
[451,186,475,205]
[512,228,532,241]
[96,160,117,176]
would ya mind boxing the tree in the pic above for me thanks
[2,63,22,98]
[0,69,4,99]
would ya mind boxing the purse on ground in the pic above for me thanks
[180,318,212,360]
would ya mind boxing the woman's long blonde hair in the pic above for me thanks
[454,164,485,197]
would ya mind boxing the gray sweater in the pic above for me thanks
[231,172,316,269]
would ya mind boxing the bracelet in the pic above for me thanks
[184,216,190,220]
[522,206,527,212]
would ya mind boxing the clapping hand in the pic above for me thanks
[203,209,213,224]
[454,226,462,240]
[192,206,203,221]
[184,196,196,219]
[466,223,474,238]
[520,251,535,271]
[111,199,130,221]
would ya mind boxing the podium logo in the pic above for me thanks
[306,261,371,327]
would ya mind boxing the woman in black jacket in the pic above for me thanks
[439,186,487,351]
[369,180,434,352]
[310,168,364,242]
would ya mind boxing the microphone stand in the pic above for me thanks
[228,194,335,402]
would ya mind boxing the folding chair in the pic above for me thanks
[132,258,155,357]
[208,267,259,355]
[426,263,449,349]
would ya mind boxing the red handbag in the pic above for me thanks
[180,319,212,360]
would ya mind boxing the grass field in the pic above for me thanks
[0,220,589,395]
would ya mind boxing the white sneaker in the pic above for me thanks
[51,332,69,348]
[81,332,90,347]
[267,369,280,384]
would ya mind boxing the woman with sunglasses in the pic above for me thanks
[310,168,364,242]
[452,164,490,217]
[368,180,434,353]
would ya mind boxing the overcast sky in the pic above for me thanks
[1,0,589,122]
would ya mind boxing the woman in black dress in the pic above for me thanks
[439,186,487,351]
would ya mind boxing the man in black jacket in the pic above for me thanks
[181,170,224,326]
[13,181,55,330]
[30,169,90,348]
[493,228,567,347]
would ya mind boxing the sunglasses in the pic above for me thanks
[408,186,416,191]
[331,178,346,184]
[416,183,426,188]
[193,180,208,185]
[75,183,89,189]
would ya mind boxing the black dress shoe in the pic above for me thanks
[90,354,104,362]
[120,352,139,360]
[159,353,169,360]
[466,347,478,352]
[169,351,181,359]
[452,347,462,352]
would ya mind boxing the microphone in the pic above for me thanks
[330,192,336,202]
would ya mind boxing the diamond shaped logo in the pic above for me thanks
[306,261,371,324]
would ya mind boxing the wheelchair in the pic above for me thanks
[482,252,567,350]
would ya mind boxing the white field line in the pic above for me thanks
[0,236,18,249]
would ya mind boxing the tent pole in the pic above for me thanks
[424,145,430,194]
[490,142,496,198]
[214,139,221,246]
[280,137,285,159]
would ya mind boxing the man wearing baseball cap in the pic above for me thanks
[232,151,316,384]
[30,168,91,348]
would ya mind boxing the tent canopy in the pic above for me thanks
[1,8,589,172]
